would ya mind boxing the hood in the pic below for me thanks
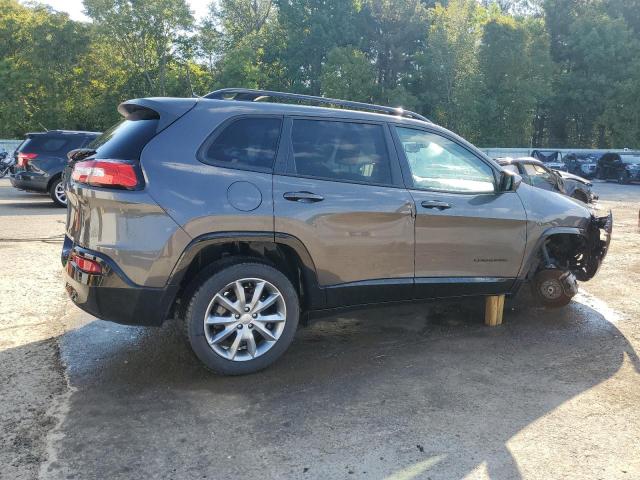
[557,170,591,185]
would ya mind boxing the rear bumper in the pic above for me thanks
[9,170,48,192]
[61,236,178,326]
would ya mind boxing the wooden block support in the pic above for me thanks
[485,294,505,327]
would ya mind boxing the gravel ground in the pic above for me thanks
[0,181,68,480]
[0,178,639,480]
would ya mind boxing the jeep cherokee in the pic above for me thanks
[62,88,612,375]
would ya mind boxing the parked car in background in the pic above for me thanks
[596,152,640,184]
[564,152,598,179]
[555,170,598,203]
[531,149,567,171]
[61,88,611,375]
[10,130,100,206]
[496,157,597,204]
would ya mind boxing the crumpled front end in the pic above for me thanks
[574,211,613,281]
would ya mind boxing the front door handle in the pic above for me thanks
[283,191,325,203]
[421,200,452,210]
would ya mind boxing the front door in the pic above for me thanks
[392,126,527,298]
[274,117,414,307]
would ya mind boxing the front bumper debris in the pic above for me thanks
[575,210,612,281]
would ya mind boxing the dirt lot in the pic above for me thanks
[0,178,639,480]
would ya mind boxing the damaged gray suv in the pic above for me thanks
[62,89,612,375]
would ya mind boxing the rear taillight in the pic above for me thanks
[71,160,141,189]
[69,253,102,274]
[17,152,38,167]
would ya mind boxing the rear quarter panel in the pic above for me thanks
[140,101,276,238]
[65,186,191,287]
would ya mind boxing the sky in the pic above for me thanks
[24,0,212,22]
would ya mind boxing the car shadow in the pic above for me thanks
[33,291,640,478]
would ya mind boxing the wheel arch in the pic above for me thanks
[46,171,63,191]
[519,226,587,280]
[571,189,588,203]
[167,232,325,318]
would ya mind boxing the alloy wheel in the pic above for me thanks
[54,181,67,205]
[203,278,287,361]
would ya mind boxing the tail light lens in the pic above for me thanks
[71,160,141,189]
[17,152,38,167]
[69,253,102,274]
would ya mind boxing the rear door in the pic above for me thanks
[273,117,414,307]
[392,126,527,298]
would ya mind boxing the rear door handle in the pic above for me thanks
[283,191,324,203]
[421,200,452,210]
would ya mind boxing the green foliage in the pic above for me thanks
[476,16,552,147]
[275,0,362,94]
[415,0,485,137]
[0,0,93,136]
[321,47,377,102]
[83,0,194,96]
[0,0,639,148]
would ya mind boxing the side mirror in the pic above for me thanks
[499,170,522,192]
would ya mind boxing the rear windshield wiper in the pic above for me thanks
[67,148,96,162]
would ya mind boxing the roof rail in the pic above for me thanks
[204,88,430,123]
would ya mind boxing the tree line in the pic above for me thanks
[0,0,638,148]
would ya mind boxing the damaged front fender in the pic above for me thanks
[574,210,613,281]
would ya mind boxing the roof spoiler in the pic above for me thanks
[117,97,198,132]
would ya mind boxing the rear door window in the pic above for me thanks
[200,117,283,172]
[290,119,392,185]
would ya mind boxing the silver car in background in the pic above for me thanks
[497,157,597,204]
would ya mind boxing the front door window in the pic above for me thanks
[395,128,495,193]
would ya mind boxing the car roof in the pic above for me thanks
[122,94,498,167]
[196,97,429,126]
[199,97,497,160]
[195,97,487,150]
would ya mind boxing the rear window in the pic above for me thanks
[20,136,70,153]
[89,119,159,160]
[199,117,283,171]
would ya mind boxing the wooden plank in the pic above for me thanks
[485,295,505,326]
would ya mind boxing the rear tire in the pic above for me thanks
[531,269,574,308]
[185,261,299,375]
[49,177,67,207]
